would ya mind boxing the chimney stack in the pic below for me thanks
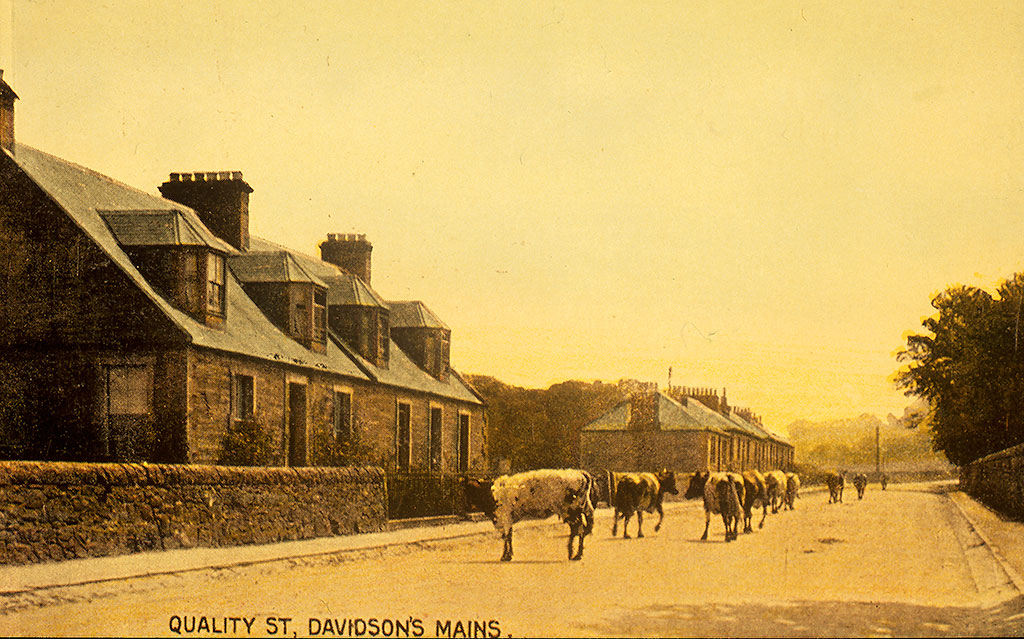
[320,233,373,284]
[159,171,253,252]
[0,70,18,155]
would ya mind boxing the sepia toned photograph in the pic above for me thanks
[0,1,1023,636]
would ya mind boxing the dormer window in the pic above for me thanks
[388,301,451,381]
[229,251,328,353]
[99,209,230,329]
[206,253,226,316]
[325,273,390,368]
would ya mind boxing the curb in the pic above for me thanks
[947,490,1024,597]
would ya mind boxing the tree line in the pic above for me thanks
[464,376,625,473]
[896,273,1024,466]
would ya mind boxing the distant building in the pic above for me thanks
[581,386,793,473]
[0,72,485,471]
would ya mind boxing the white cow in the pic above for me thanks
[489,469,595,562]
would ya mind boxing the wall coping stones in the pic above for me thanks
[0,461,385,488]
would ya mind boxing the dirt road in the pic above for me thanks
[1,482,1021,637]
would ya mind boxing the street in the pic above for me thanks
[1,482,1022,637]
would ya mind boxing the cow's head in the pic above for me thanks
[684,471,708,500]
[461,476,496,518]
[657,469,679,495]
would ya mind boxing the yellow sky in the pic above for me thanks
[3,1,1023,430]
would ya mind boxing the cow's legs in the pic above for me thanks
[636,511,644,538]
[622,511,632,539]
[500,529,513,562]
[721,513,732,542]
[611,509,620,537]
[759,503,767,529]
[654,504,664,532]
[568,513,585,560]
[743,508,753,534]
[701,509,710,541]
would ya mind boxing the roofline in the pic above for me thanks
[2,146,192,345]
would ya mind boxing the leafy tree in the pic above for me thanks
[465,375,625,472]
[896,276,1024,465]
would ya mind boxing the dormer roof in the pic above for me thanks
[99,209,223,248]
[228,251,327,287]
[388,300,449,330]
[324,273,388,307]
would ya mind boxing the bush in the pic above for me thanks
[218,419,273,466]
[310,427,375,467]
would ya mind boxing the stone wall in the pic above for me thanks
[0,461,386,565]
[960,443,1024,520]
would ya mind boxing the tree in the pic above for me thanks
[896,277,1024,465]
[465,375,625,472]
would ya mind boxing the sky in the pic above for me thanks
[2,1,1023,431]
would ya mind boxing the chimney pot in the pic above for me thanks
[320,232,373,284]
[159,171,253,251]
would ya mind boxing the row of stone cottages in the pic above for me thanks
[0,72,484,474]
[582,383,794,474]
[0,73,791,478]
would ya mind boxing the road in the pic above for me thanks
[0,482,1022,637]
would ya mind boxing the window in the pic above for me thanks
[103,364,153,461]
[396,403,411,471]
[106,365,152,416]
[232,374,254,420]
[334,390,352,443]
[206,252,225,315]
[313,288,327,342]
[428,406,442,471]
[458,412,470,473]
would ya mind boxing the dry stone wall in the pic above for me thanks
[0,461,386,565]
[960,443,1024,520]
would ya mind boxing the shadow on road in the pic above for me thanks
[579,596,1024,637]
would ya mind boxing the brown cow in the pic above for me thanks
[741,470,769,533]
[764,470,788,513]
[611,470,679,538]
[685,471,745,542]
[853,473,868,499]
[826,471,845,504]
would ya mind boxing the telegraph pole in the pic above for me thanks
[875,424,881,474]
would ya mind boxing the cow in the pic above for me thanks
[853,473,868,499]
[783,472,800,510]
[685,471,745,542]
[611,470,678,539]
[764,470,788,514]
[826,471,845,504]
[880,473,889,491]
[465,469,595,562]
[740,470,769,533]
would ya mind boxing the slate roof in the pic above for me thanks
[323,273,388,307]
[99,209,220,248]
[5,143,481,404]
[229,251,328,286]
[389,300,450,330]
[582,392,729,434]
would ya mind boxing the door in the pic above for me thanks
[288,382,307,467]
[458,413,470,473]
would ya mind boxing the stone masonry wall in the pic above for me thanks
[0,461,386,565]
[960,443,1024,521]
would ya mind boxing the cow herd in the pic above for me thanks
[461,467,886,561]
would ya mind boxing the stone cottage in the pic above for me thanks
[0,72,486,472]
